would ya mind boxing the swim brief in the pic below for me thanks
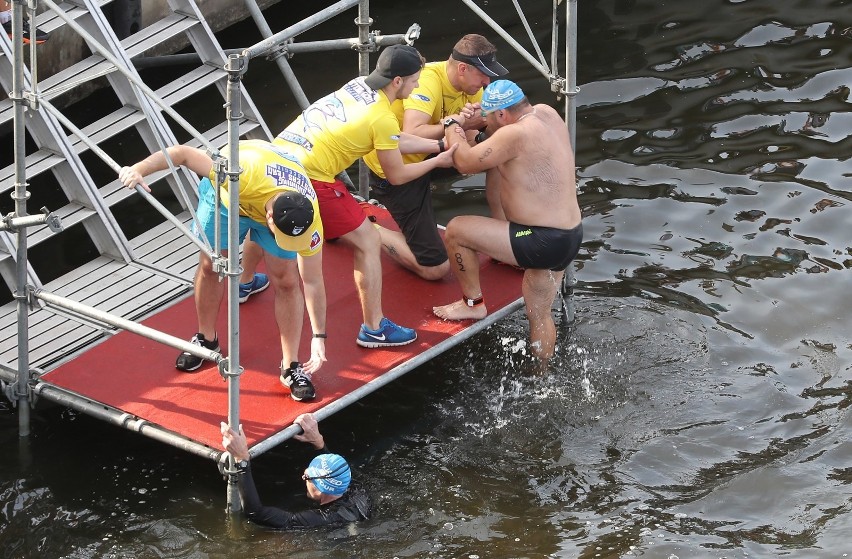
[509,221,583,271]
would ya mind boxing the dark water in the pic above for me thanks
[2,0,852,557]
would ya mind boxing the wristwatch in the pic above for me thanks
[443,117,461,129]
[235,459,249,471]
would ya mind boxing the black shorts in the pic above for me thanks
[369,170,448,267]
[509,222,583,271]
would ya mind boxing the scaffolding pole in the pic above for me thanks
[223,53,246,513]
[11,0,32,437]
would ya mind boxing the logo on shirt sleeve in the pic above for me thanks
[310,230,322,250]
[413,93,430,102]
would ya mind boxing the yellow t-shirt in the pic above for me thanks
[273,77,400,183]
[210,140,323,256]
[363,61,484,179]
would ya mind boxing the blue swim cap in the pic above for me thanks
[305,453,351,496]
[481,80,525,114]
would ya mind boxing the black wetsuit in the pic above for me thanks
[237,451,372,530]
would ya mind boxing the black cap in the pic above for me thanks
[364,45,423,90]
[451,48,508,78]
[272,191,313,237]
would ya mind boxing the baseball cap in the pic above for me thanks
[451,48,508,78]
[481,80,526,114]
[364,44,423,90]
[305,453,352,496]
[271,191,322,253]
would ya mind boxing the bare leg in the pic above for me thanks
[432,216,514,321]
[239,236,263,284]
[522,268,565,362]
[376,225,449,281]
[264,254,303,364]
[485,168,506,221]
[195,251,226,340]
[339,218,384,330]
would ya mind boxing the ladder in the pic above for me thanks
[0,0,271,372]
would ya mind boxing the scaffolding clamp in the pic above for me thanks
[266,39,293,62]
[550,74,580,98]
[218,358,244,381]
[403,23,421,45]
[0,207,63,233]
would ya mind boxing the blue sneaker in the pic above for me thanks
[357,317,417,348]
[238,273,270,303]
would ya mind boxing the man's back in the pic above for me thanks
[497,104,581,230]
[275,78,400,182]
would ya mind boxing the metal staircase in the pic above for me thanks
[0,0,272,371]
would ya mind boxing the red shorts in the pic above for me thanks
[312,178,367,240]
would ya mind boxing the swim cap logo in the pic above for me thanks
[489,88,516,101]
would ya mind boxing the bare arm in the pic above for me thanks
[402,108,445,139]
[119,145,214,192]
[376,144,458,185]
[297,251,327,374]
[398,132,442,155]
[444,124,516,175]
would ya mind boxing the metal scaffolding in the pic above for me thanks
[2,0,578,513]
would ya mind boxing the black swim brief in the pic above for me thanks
[509,222,583,271]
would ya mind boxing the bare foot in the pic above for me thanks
[432,299,488,321]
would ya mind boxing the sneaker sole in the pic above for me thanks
[356,336,417,349]
[238,281,270,303]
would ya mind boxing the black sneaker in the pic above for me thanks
[280,361,316,401]
[3,20,50,45]
[175,333,220,372]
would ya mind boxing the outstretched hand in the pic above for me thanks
[434,142,459,168]
[303,338,326,374]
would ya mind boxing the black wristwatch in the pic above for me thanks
[443,117,461,129]
[235,459,249,471]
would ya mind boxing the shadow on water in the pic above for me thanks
[2,0,852,557]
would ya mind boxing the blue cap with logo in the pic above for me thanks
[481,79,525,114]
[305,453,351,496]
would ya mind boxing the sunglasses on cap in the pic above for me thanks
[302,461,350,481]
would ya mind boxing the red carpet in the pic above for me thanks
[42,210,523,450]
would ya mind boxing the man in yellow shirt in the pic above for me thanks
[270,44,457,348]
[363,34,508,281]
[119,140,326,402]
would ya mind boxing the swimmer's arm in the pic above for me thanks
[445,125,515,174]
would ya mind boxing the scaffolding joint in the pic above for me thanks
[217,358,243,381]
[403,23,421,45]
[225,53,249,83]
[266,40,293,62]
[354,33,377,53]
[23,90,40,111]
[0,207,63,233]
